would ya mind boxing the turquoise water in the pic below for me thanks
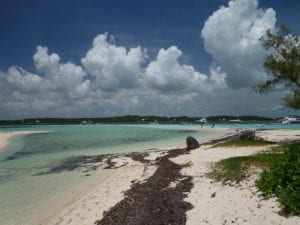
[0,124,227,225]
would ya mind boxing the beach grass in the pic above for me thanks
[256,144,300,215]
[208,145,286,183]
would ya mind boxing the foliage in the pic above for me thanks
[255,25,300,109]
[256,144,300,215]
[262,145,289,153]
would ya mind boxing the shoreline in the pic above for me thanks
[0,130,51,151]
[2,128,299,224]
[47,129,300,225]
[0,126,230,225]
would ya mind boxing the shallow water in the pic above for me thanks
[0,124,226,225]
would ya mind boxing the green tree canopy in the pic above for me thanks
[255,25,300,109]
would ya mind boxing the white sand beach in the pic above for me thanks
[0,131,51,151]
[173,145,299,225]
[256,129,300,142]
[47,129,300,225]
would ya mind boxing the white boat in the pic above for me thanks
[195,118,207,123]
[229,119,242,123]
[150,120,159,125]
[282,116,300,124]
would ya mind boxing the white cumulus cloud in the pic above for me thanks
[145,46,225,93]
[201,0,277,88]
[33,46,88,93]
[81,33,146,91]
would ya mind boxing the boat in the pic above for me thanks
[282,116,300,124]
[195,118,207,123]
[229,119,242,123]
[150,120,159,125]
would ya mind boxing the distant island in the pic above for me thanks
[0,115,276,125]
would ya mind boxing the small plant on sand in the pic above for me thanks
[208,146,285,183]
[256,144,300,215]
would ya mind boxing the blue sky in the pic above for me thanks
[0,0,299,119]
[0,0,225,71]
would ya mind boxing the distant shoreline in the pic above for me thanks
[0,115,275,125]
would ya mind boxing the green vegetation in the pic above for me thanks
[208,150,284,183]
[209,143,300,215]
[214,139,273,148]
[255,25,300,109]
[256,145,300,215]
[262,145,289,153]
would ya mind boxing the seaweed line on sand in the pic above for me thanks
[94,132,243,225]
[95,147,194,225]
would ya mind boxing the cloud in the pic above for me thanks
[81,33,146,91]
[0,39,227,119]
[0,0,291,119]
[33,46,89,94]
[0,47,94,117]
[201,0,277,88]
[5,66,49,93]
[144,46,226,93]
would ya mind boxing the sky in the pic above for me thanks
[0,0,299,119]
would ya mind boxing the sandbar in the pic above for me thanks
[0,130,51,151]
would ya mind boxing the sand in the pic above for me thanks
[171,129,300,225]
[256,129,300,143]
[0,130,51,151]
[46,156,158,225]
[172,145,299,225]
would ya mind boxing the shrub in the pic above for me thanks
[256,144,300,215]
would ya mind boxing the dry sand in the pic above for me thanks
[256,129,300,143]
[0,130,50,151]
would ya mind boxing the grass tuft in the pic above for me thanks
[208,144,300,215]
[208,152,283,183]
[256,144,300,215]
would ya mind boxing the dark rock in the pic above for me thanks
[229,130,256,141]
[186,136,200,150]
[239,130,256,140]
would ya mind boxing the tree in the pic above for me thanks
[255,25,300,109]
